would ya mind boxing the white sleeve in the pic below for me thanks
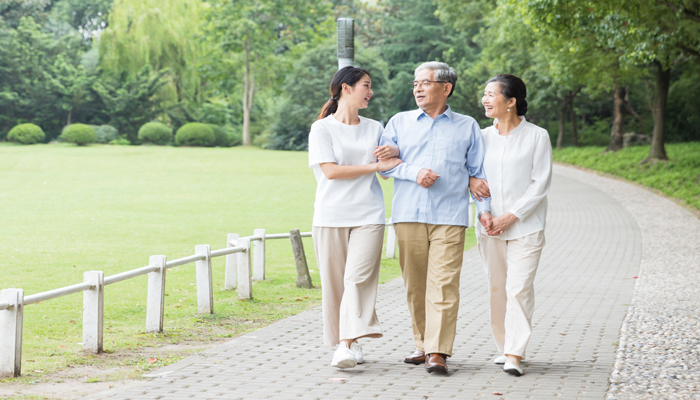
[308,123,335,169]
[508,129,553,220]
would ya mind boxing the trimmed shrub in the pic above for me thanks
[175,123,215,147]
[95,125,119,144]
[7,123,45,144]
[207,124,233,147]
[138,122,172,145]
[61,124,96,146]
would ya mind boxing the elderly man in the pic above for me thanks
[379,62,489,374]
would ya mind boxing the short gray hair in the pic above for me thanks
[414,62,457,97]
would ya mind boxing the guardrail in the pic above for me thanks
[0,228,312,378]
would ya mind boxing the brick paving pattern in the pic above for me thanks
[89,169,642,400]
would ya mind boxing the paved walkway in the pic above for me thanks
[90,165,646,400]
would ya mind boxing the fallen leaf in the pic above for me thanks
[69,320,76,324]
[492,391,503,396]
[148,358,157,364]
[59,345,65,348]
[633,276,638,279]
[296,299,302,301]
[328,378,345,381]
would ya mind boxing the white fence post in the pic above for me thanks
[253,229,266,281]
[195,245,213,314]
[146,255,167,333]
[237,237,253,300]
[386,218,397,259]
[82,271,104,354]
[225,233,239,290]
[0,289,24,378]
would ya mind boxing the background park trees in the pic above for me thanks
[0,0,698,153]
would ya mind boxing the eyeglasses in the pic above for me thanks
[409,80,448,89]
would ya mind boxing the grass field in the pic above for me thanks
[553,143,700,211]
[0,143,476,384]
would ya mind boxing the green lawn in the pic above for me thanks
[0,143,476,382]
[553,143,700,211]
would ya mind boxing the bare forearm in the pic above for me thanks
[320,163,378,180]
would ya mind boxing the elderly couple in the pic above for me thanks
[308,62,552,376]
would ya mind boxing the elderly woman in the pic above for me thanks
[471,74,552,377]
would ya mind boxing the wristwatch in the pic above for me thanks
[478,211,491,219]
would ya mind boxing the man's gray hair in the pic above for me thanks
[415,62,457,97]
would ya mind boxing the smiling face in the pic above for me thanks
[482,82,515,119]
[413,69,450,111]
[342,74,373,109]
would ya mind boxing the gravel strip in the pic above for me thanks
[554,163,700,400]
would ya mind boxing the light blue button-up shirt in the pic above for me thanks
[379,106,490,226]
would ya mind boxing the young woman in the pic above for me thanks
[472,74,553,376]
[308,66,401,369]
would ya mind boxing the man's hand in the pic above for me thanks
[487,213,518,236]
[416,168,440,188]
[469,177,490,201]
[479,213,494,231]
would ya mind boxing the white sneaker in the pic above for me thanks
[331,343,357,369]
[494,355,507,365]
[350,342,364,364]
[503,361,523,376]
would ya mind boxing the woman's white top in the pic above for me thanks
[476,116,553,240]
[308,115,386,227]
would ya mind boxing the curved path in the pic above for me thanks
[90,164,664,400]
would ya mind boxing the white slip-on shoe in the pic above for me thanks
[331,343,357,369]
[350,342,364,364]
[494,355,507,365]
[503,361,523,376]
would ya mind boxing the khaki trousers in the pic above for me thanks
[312,224,385,346]
[477,230,545,358]
[395,223,466,356]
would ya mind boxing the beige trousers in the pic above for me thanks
[395,223,466,356]
[477,230,545,358]
[312,224,385,346]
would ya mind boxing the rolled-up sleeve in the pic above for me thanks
[508,130,552,220]
[308,124,335,169]
[378,117,422,182]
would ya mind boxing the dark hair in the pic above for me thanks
[317,66,371,120]
[487,74,528,116]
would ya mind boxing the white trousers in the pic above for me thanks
[477,230,545,358]
[312,224,385,346]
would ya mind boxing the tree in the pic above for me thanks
[204,0,331,145]
[99,0,209,108]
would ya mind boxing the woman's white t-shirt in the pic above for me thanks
[308,115,386,227]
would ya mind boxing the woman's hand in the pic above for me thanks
[376,157,402,172]
[487,213,518,236]
[469,177,490,201]
[374,145,400,160]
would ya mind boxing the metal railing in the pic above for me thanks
[0,228,312,378]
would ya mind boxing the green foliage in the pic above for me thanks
[7,123,45,144]
[175,122,215,147]
[50,0,113,32]
[94,124,119,144]
[261,40,390,151]
[109,137,131,145]
[206,124,231,147]
[93,65,172,143]
[667,64,700,142]
[60,123,96,145]
[138,122,172,145]
[553,143,700,209]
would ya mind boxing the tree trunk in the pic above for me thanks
[242,31,251,146]
[556,98,566,149]
[568,91,578,147]
[67,109,72,125]
[607,83,625,152]
[642,61,670,163]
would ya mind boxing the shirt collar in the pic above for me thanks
[493,116,527,134]
[415,104,454,121]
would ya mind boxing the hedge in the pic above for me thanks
[95,125,119,144]
[175,123,215,147]
[7,123,45,144]
[61,124,96,145]
[138,122,172,145]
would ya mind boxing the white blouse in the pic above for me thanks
[308,115,386,227]
[476,117,553,240]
